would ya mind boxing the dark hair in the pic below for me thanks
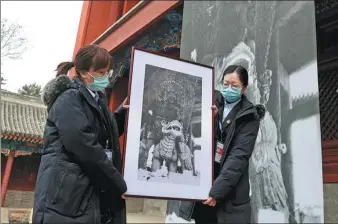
[55,45,112,77]
[222,65,249,87]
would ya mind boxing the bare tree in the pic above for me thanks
[1,18,27,61]
[1,18,27,88]
[1,77,6,85]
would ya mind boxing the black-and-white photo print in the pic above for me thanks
[137,64,202,186]
[166,1,324,223]
[124,48,213,200]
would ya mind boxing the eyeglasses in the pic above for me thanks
[104,69,114,78]
[222,83,242,89]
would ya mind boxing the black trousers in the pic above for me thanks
[192,202,218,224]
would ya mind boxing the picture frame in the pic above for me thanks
[123,47,214,201]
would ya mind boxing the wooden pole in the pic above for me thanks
[1,150,15,207]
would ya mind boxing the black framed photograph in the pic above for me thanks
[123,47,214,200]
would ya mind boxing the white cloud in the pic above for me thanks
[1,1,83,92]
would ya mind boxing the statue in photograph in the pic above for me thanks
[209,40,290,223]
[151,119,193,173]
[198,41,290,223]
[248,71,290,223]
[138,68,197,177]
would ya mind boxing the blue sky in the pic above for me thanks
[1,1,83,92]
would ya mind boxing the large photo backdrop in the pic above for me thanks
[167,1,324,223]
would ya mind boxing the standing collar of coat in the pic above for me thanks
[223,98,241,121]
[214,90,265,121]
[72,76,109,104]
[86,87,96,98]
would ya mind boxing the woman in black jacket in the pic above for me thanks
[33,45,128,224]
[166,65,265,223]
[202,65,265,223]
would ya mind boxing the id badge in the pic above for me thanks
[215,142,224,164]
[105,149,112,161]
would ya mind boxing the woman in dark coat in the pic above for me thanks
[167,65,265,223]
[33,45,128,224]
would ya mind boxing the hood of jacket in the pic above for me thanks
[41,75,74,110]
[254,104,266,120]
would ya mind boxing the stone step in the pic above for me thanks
[1,208,31,223]
[1,207,9,223]
[127,213,164,223]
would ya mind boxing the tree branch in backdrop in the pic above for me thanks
[1,18,27,88]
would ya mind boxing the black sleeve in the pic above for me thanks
[54,90,127,195]
[209,118,259,200]
[113,104,126,137]
[214,90,223,108]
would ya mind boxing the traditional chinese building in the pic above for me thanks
[71,1,337,222]
[2,0,336,222]
[1,90,46,209]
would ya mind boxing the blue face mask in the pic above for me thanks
[221,86,242,103]
[87,73,110,91]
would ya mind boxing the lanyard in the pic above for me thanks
[219,109,225,133]
[219,121,223,133]
[219,108,226,140]
[219,120,224,140]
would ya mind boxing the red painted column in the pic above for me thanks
[71,1,124,78]
[1,150,16,206]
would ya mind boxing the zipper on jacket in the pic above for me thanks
[220,128,235,166]
[94,196,97,224]
[219,107,254,166]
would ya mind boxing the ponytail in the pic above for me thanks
[55,61,74,77]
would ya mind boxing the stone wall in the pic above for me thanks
[4,186,337,222]
[126,198,167,217]
[125,197,144,213]
[143,199,167,217]
[3,190,167,216]
[4,190,35,208]
[324,183,338,223]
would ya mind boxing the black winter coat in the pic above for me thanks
[167,91,265,223]
[33,75,127,224]
[210,91,265,223]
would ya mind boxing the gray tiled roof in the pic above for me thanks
[1,90,47,143]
